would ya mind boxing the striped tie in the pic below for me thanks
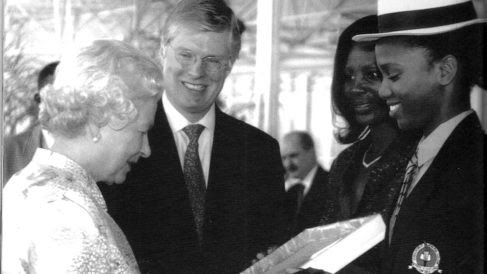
[389,147,419,243]
[183,124,206,242]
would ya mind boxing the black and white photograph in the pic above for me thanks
[1,0,485,273]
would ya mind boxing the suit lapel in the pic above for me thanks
[205,107,246,220]
[202,107,248,262]
[301,166,326,208]
[152,101,184,176]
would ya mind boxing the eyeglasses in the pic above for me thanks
[166,44,230,76]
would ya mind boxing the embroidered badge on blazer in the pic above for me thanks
[408,242,442,273]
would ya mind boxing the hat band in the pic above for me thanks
[379,1,477,33]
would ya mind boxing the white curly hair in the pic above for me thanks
[39,39,163,138]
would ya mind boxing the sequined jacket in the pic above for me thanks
[327,132,419,223]
[2,148,140,274]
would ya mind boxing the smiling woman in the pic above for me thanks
[1,39,163,273]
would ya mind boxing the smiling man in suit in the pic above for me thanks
[280,131,332,236]
[354,0,485,272]
[100,0,287,273]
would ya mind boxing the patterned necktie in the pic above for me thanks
[389,147,419,243]
[183,124,206,242]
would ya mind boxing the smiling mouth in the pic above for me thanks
[388,103,400,117]
[183,81,206,91]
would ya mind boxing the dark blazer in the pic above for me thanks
[100,102,287,274]
[3,124,43,182]
[383,113,484,274]
[288,165,332,236]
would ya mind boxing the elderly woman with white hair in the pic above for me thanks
[2,40,163,273]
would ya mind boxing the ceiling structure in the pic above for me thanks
[5,0,376,70]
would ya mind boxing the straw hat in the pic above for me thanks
[353,0,487,41]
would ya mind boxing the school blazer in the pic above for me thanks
[383,113,484,274]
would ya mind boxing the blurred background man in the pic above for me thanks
[281,131,333,236]
[3,61,59,182]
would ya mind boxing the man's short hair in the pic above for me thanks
[161,0,243,62]
[286,131,315,151]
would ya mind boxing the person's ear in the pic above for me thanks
[437,55,457,86]
[108,116,130,131]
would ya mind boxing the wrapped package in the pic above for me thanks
[241,214,385,274]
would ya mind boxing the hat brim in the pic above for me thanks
[353,18,487,42]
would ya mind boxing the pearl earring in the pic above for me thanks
[93,134,101,143]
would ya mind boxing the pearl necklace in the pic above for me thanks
[362,145,382,168]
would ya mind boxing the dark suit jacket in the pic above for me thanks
[3,124,43,182]
[383,113,484,273]
[288,165,331,236]
[100,102,287,274]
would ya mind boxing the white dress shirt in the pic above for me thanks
[407,110,473,196]
[285,165,318,197]
[162,93,215,186]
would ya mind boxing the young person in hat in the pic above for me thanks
[354,0,485,273]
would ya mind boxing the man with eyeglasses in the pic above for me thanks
[100,0,288,273]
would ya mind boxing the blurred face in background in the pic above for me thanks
[344,44,389,127]
[161,24,232,122]
[281,135,316,180]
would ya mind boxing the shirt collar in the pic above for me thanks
[416,110,473,167]
[162,92,215,133]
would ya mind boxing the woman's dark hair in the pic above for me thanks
[331,15,389,144]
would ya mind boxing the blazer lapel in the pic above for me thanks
[392,113,481,240]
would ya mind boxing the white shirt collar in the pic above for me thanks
[416,110,473,167]
[162,92,215,132]
[285,164,318,196]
